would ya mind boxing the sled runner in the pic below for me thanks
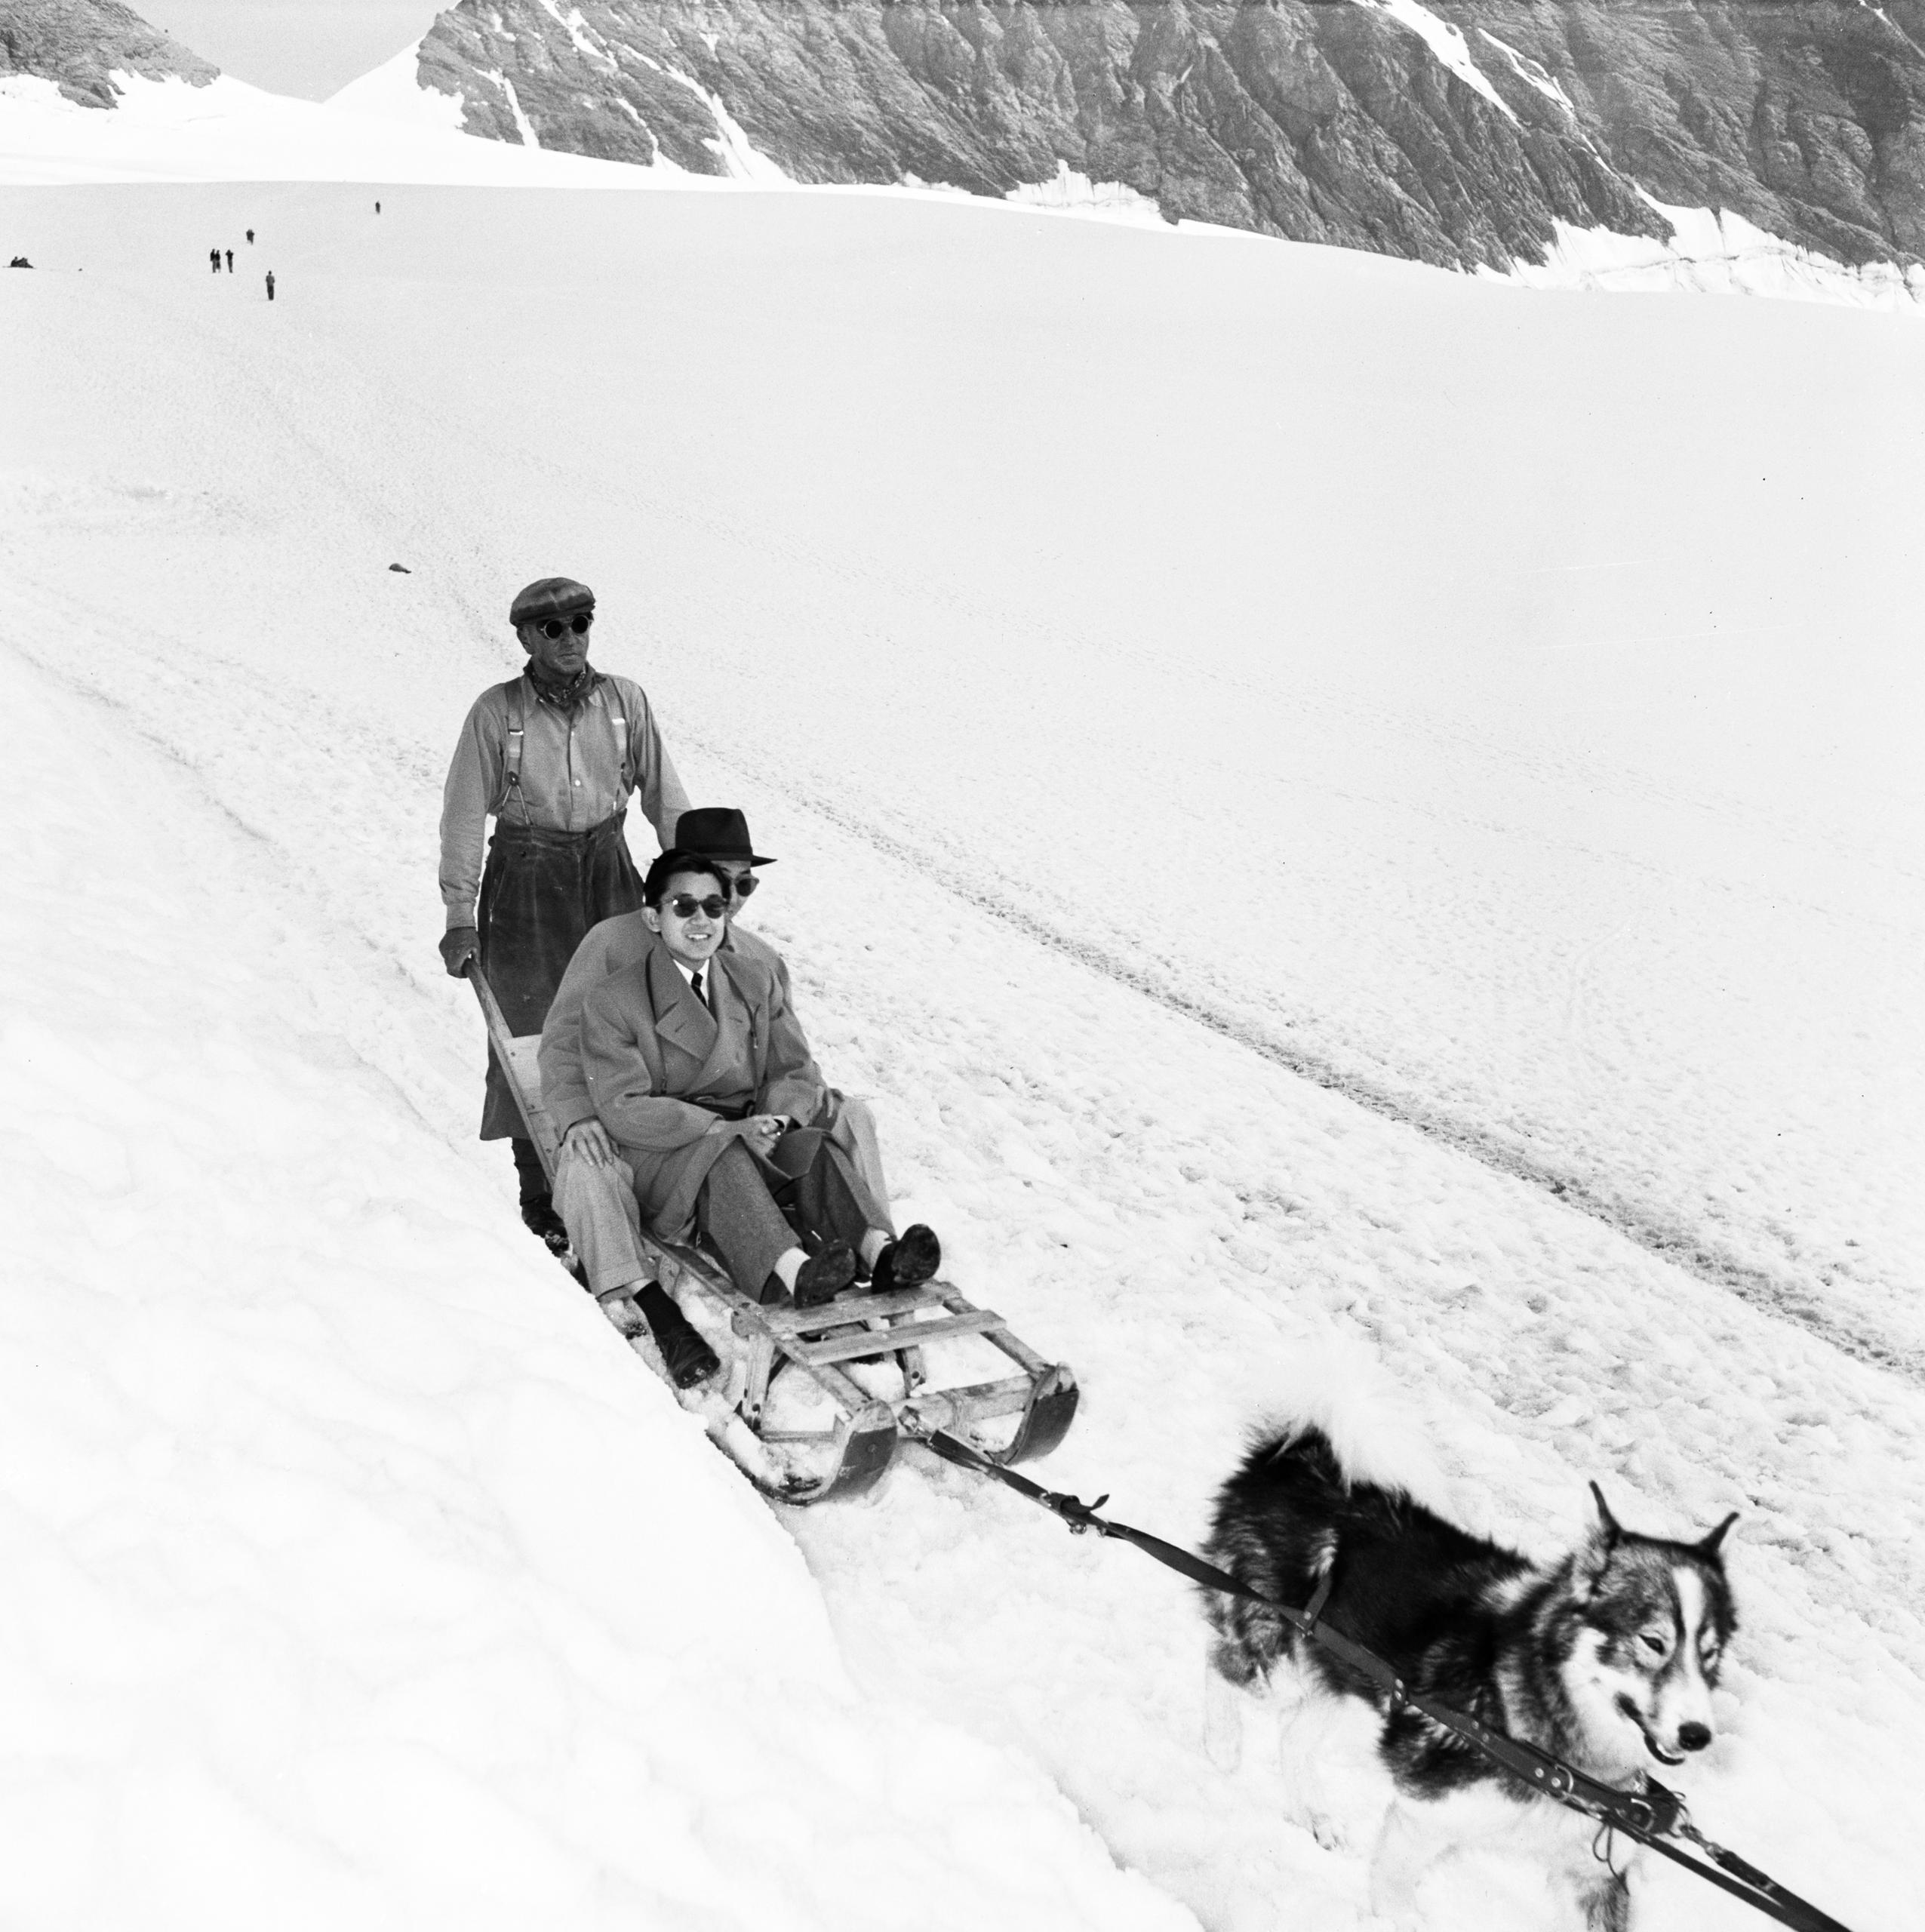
[468,965,1079,1503]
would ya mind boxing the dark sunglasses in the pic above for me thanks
[664,894,727,919]
[717,872,759,900]
[537,612,593,638]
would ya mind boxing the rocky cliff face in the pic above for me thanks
[1,0,219,108]
[405,0,1925,272]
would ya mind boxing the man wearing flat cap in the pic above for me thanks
[440,576,690,1241]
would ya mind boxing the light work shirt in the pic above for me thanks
[438,669,691,928]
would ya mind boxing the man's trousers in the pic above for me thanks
[554,1121,890,1300]
[477,813,641,1140]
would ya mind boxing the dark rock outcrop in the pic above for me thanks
[2,0,218,107]
[407,0,1925,272]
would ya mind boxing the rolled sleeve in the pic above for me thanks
[627,691,692,851]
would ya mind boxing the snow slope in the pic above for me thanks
[2,180,1920,1930]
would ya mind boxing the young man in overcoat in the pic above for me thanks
[540,808,887,1197]
[539,809,895,1386]
[567,851,939,1322]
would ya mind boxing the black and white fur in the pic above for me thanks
[1201,1424,1738,1930]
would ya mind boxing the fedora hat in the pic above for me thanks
[676,807,775,866]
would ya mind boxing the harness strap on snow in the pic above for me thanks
[913,1427,1855,1932]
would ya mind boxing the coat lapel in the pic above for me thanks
[690,952,759,1094]
[647,941,717,1073]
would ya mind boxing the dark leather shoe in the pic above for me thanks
[521,1195,570,1256]
[792,1240,859,1308]
[636,1283,721,1389]
[871,1224,940,1295]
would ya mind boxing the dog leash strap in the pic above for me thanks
[1641,1819,1857,1932]
[918,1429,1857,1932]
[1624,1825,1855,1932]
[921,1432,1585,1785]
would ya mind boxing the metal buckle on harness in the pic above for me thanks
[1642,1780,1687,1838]
[1301,1569,1336,1632]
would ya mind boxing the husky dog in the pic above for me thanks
[1201,1425,1738,1930]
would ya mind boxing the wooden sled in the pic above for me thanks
[469,966,1079,1504]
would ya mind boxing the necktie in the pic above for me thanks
[690,969,706,1011]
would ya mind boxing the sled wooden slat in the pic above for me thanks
[906,1374,1038,1421]
[471,989,565,1180]
[786,1309,1004,1367]
[762,1281,956,1332]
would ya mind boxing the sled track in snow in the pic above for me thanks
[711,751,1923,1390]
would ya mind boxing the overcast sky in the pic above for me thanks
[149,0,443,99]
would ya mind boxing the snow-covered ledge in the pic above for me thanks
[1494,198,1925,313]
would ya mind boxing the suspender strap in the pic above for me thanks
[500,675,636,819]
[501,680,531,826]
[598,678,638,801]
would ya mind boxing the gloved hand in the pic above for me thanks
[440,926,479,977]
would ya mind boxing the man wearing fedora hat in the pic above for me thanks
[439,576,690,1244]
[534,808,898,1375]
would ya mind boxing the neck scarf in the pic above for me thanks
[524,659,595,709]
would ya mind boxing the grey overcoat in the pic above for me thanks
[576,934,827,1238]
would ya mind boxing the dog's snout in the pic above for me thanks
[1677,1721,1712,1753]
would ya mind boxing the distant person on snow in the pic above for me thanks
[224,248,233,272]
[209,247,220,273]
[265,270,275,301]
[537,807,893,1386]
[246,228,254,243]
[374,200,381,214]
[572,848,942,1321]
[439,576,690,1248]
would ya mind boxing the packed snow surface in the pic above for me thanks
[2,180,1922,1932]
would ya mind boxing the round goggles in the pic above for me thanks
[537,612,593,639]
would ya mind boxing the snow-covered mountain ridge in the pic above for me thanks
[378,0,1925,277]
[7,0,1924,304]
[1,0,214,106]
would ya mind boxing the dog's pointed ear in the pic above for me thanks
[1577,1482,1622,1592]
[1588,1481,1622,1547]
[1698,1511,1739,1556]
